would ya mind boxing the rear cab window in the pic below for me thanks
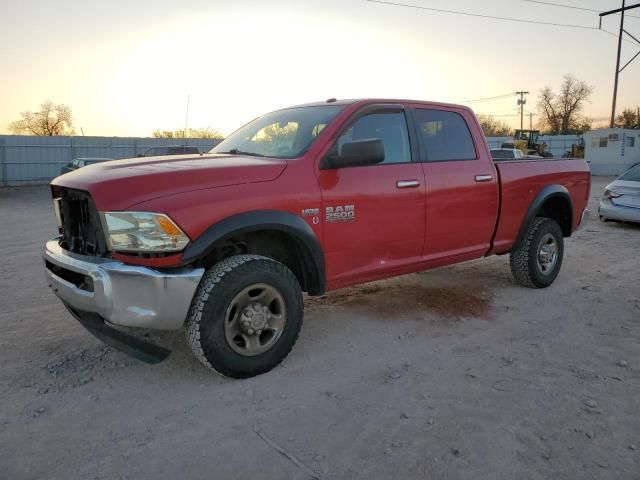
[412,109,477,161]
[491,150,514,160]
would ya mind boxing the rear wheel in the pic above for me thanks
[510,217,564,288]
[185,255,303,378]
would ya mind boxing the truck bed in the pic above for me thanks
[491,158,591,254]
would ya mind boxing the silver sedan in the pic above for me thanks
[599,163,640,224]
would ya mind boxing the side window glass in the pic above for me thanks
[337,112,411,164]
[413,109,477,161]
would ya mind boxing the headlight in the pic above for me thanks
[604,189,621,200]
[100,211,190,253]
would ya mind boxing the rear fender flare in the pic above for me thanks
[515,185,573,247]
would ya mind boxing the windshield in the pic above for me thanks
[211,105,345,158]
[620,164,640,182]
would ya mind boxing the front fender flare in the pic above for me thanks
[181,210,325,294]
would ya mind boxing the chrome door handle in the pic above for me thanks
[475,175,494,182]
[396,180,420,188]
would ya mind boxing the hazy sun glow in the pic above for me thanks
[1,0,638,136]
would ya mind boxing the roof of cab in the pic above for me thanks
[283,98,471,111]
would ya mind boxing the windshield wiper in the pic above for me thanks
[217,149,265,157]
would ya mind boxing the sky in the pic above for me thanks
[1,0,639,136]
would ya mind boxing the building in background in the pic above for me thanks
[584,128,640,176]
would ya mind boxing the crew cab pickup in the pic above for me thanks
[44,98,591,378]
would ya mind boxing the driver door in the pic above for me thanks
[317,106,426,288]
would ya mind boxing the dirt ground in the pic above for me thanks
[1,176,639,480]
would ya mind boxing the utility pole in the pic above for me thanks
[516,91,529,130]
[599,1,640,128]
[611,0,625,129]
[529,112,534,130]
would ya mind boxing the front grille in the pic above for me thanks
[51,187,109,256]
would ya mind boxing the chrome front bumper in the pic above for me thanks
[43,238,204,330]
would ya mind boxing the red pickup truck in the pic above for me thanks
[44,98,590,378]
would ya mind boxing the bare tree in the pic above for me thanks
[536,75,593,134]
[9,101,75,136]
[153,127,223,139]
[476,115,512,137]
[615,108,639,129]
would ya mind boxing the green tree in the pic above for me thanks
[537,75,593,134]
[9,100,75,136]
[152,127,223,139]
[476,115,512,137]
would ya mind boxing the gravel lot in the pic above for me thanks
[1,176,639,480]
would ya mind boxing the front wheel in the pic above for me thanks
[185,255,303,378]
[509,217,564,288]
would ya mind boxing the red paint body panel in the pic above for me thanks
[490,159,591,254]
[51,154,287,211]
[51,99,590,292]
[132,159,324,249]
[422,160,499,259]
[319,162,426,289]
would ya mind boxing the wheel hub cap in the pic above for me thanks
[536,233,558,274]
[224,284,287,357]
[240,303,270,333]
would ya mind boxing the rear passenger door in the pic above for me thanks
[410,107,499,261]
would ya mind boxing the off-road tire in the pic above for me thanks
[509,217,564,288]
[185,255,303,378]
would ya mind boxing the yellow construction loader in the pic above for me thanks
[501,130,553,157]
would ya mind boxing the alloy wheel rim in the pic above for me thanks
[224,283,287,356]
[536,233,558,275]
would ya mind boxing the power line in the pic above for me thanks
[478,113,522,117]
[519,0,640,18]
[365,1,638,45]
[520,0,599,13]
[600,26,640,45]
[364,0,601,29]
[600,1,640,127]
[458,93,516,104]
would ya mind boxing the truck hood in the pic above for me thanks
[51,154,287,210]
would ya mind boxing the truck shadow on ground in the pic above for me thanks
[307,278,495,321]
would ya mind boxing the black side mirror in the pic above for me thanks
[321,138,385,169]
